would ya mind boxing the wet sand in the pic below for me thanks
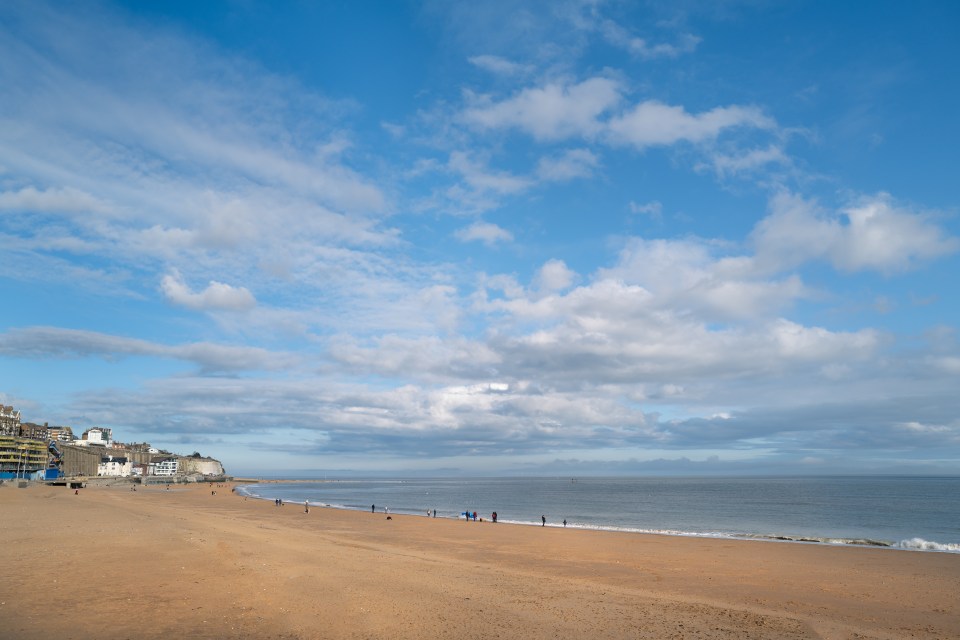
[1,481,958,639]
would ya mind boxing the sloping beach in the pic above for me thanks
[2,482,958,639]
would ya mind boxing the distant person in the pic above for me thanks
[385,506,389,515]
[563,519,567,527]
[372,504,375,513]
[433,509,436,518]
[304,500,309,513]
[472,511,477,522]
[541,515,546,527]
[492,512,497,523]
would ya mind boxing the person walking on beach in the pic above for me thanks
[563,519,567,527]
[541,515,546,527]
[492,511,497,523]
[372,504,375,513]
[304,500,309,514]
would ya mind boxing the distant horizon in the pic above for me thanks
[234,470,960,480]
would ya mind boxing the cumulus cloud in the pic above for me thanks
[835,196,959,272]
[753,192,959,274]
[535,148,599,181]
[459,77,775,155]
[461,77,622,140]
[607,101,775,148]
[706,144,790,178]
[454,221,514,246]
[599,237,807,321]
[161,271,256,311]
[534,259,576,292]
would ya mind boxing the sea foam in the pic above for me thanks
[894,538,960,553]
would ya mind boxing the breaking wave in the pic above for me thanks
[894,538,960,553]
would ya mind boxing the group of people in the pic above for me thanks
[462,511,499,522]
[311,501,570,526]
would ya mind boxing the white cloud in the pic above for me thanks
[706,144,790,178]
[629,200,663,220]
[835,195,959,273]
[0,326,292,373]
[0,186,113,215]
[467,54,533,76]
[599,237,807,321]
[461,77,622,141]
[448,151,532,195]
[753,192,959,274]
[459,77,776,157]
[535,259,576,292]
[455,221,514,246]
[607,101,775,148]
[600,20,701,60]
[161,270,256,312]
[536,148,599,181]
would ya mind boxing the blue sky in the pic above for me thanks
[1,0,959,476]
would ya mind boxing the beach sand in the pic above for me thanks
[1,482,957,639]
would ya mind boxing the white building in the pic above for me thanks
[97,455,132,477]
[154,458,179,476]
[0,405,21,436]
[80,427,113,448]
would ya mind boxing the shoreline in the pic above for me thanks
[3,481,959,639]
[236,481,960,555]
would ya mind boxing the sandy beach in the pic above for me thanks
[1,482,958,639]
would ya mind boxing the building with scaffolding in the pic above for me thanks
[0,436,49,480]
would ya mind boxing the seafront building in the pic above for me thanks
[0,436,48,479]
[0,402,225,482]
[97,455,132,477]
[78,427,113,447]
[0,405,22,436]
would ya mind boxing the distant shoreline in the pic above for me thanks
[235,476,960,554]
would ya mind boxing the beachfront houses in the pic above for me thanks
[46,425,75,442]
[153,458,179,477]
[97,455,132,477]
[0,402,226,482]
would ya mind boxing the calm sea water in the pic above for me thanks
[237,476,960,553]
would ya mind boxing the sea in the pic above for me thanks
[236,476,960,553]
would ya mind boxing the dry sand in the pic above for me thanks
[1,481,958,640]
